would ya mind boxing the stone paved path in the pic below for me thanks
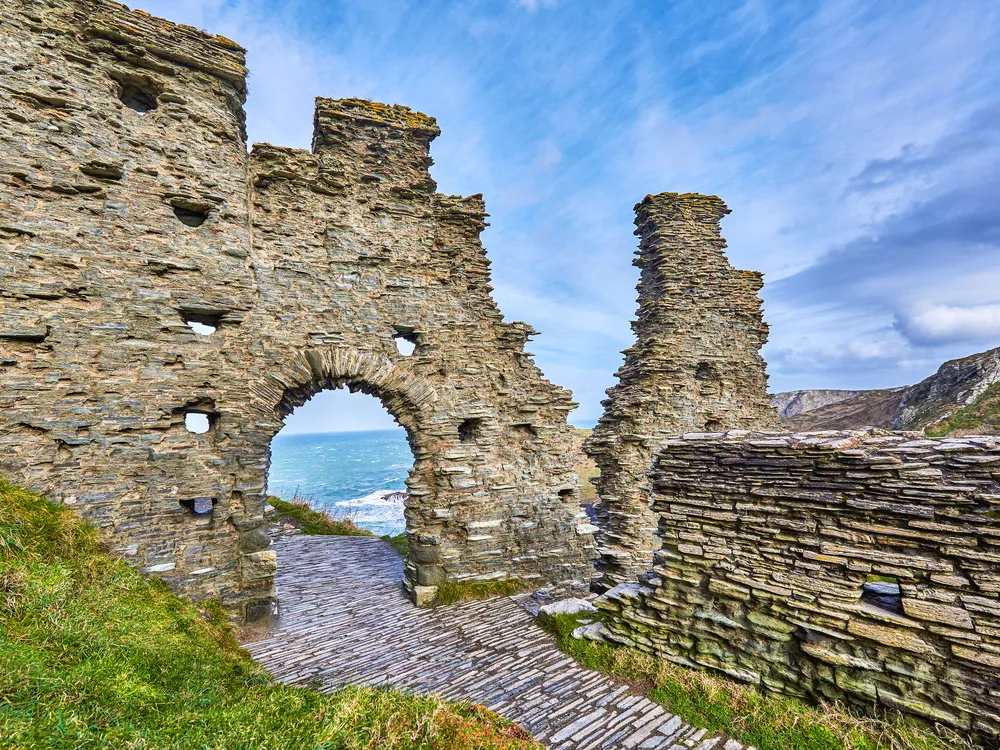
[246,536,744,750]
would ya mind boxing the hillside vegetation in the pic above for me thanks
[925,382,1000,437]
[0,480,539,750]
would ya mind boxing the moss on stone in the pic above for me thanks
[435,578,535,606]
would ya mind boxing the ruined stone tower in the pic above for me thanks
[0,0,595,621]
[584,193,776,590]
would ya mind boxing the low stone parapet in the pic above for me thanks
[598,429,1000,740]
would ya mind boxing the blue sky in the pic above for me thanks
[135,0,1000,433]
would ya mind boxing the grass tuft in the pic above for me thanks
[381,534,409,557]
[267,495,374,537]
[0,479,541,750]
[539,612,972,750]
[435,578,534,606]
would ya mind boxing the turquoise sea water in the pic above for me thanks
[268,422,596,536]
[267,429,413,536]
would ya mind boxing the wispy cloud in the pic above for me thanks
[514,0,558,11]
[133,0,1000,421]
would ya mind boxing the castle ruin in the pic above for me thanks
[3,2,999,742]
[0,0,594,621]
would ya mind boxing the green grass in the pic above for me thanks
[0,480,541,750]
[268,495,374,537]
[540,613,970,750]
[382,534,409,557]
[925,382,1000,437]
[435,578,535,606]
[269,496,409,558]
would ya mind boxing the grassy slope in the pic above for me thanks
[925,382,1000,437]
[267,495,409,556]
[268,495,374,536]
[540,613,970,750]
[0,481,540,750]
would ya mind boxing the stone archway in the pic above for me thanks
[262,349,442,604]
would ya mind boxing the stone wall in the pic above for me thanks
[0,0,595,621]
[598,430,1000,740]
[584,193,776,590]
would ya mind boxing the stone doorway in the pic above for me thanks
[268,387,414,541]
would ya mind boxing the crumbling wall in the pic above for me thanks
[598,430,1000,740]
[0,0,595,621]
[584,193,776,590]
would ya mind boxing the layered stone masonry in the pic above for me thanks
[0,0,595,621]
[597,430,1000,741]
[584,193,777,591]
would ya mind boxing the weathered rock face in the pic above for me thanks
[0,0,595,621]
[770,389,865,419]
[584,193,777,590]
[783,345,1000,434]
[598,430,1000,741]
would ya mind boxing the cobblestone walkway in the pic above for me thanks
[246,536,743,750]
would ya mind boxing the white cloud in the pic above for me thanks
[896,304,1000,347]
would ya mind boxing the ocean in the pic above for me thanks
[267,429,412,536]
[268,422,597,537]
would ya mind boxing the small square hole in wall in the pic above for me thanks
[181,311,221,336]
[173,206,208,227]
[119,83,159,113]
[458,418,483,443]
[179,497,216,516]
[695,362,719,380]
[185,412,212,434]
[394,330,417,356]
[188,321,216,335]
[862,576,903,614]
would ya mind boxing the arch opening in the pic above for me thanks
[267,386,416,541]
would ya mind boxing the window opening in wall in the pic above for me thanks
[695,362,717,380]
[862,576,903,614]
[179,497,216,516]
[119,83,159,114]
[458,418,483,443]
[395,333,417,356]
[188,321,216,335]
[185,412,211,434]
[269,387,414,540]
[173,206,208,227]
[180,310,222,336]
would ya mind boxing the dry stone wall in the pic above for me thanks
[598,430,1000,740]
[584,193,776,591]
[0,0,595,621]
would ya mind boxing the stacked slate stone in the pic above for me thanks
[0,0,594,622]
[584,193,777,591]
[597,429,1000,741]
